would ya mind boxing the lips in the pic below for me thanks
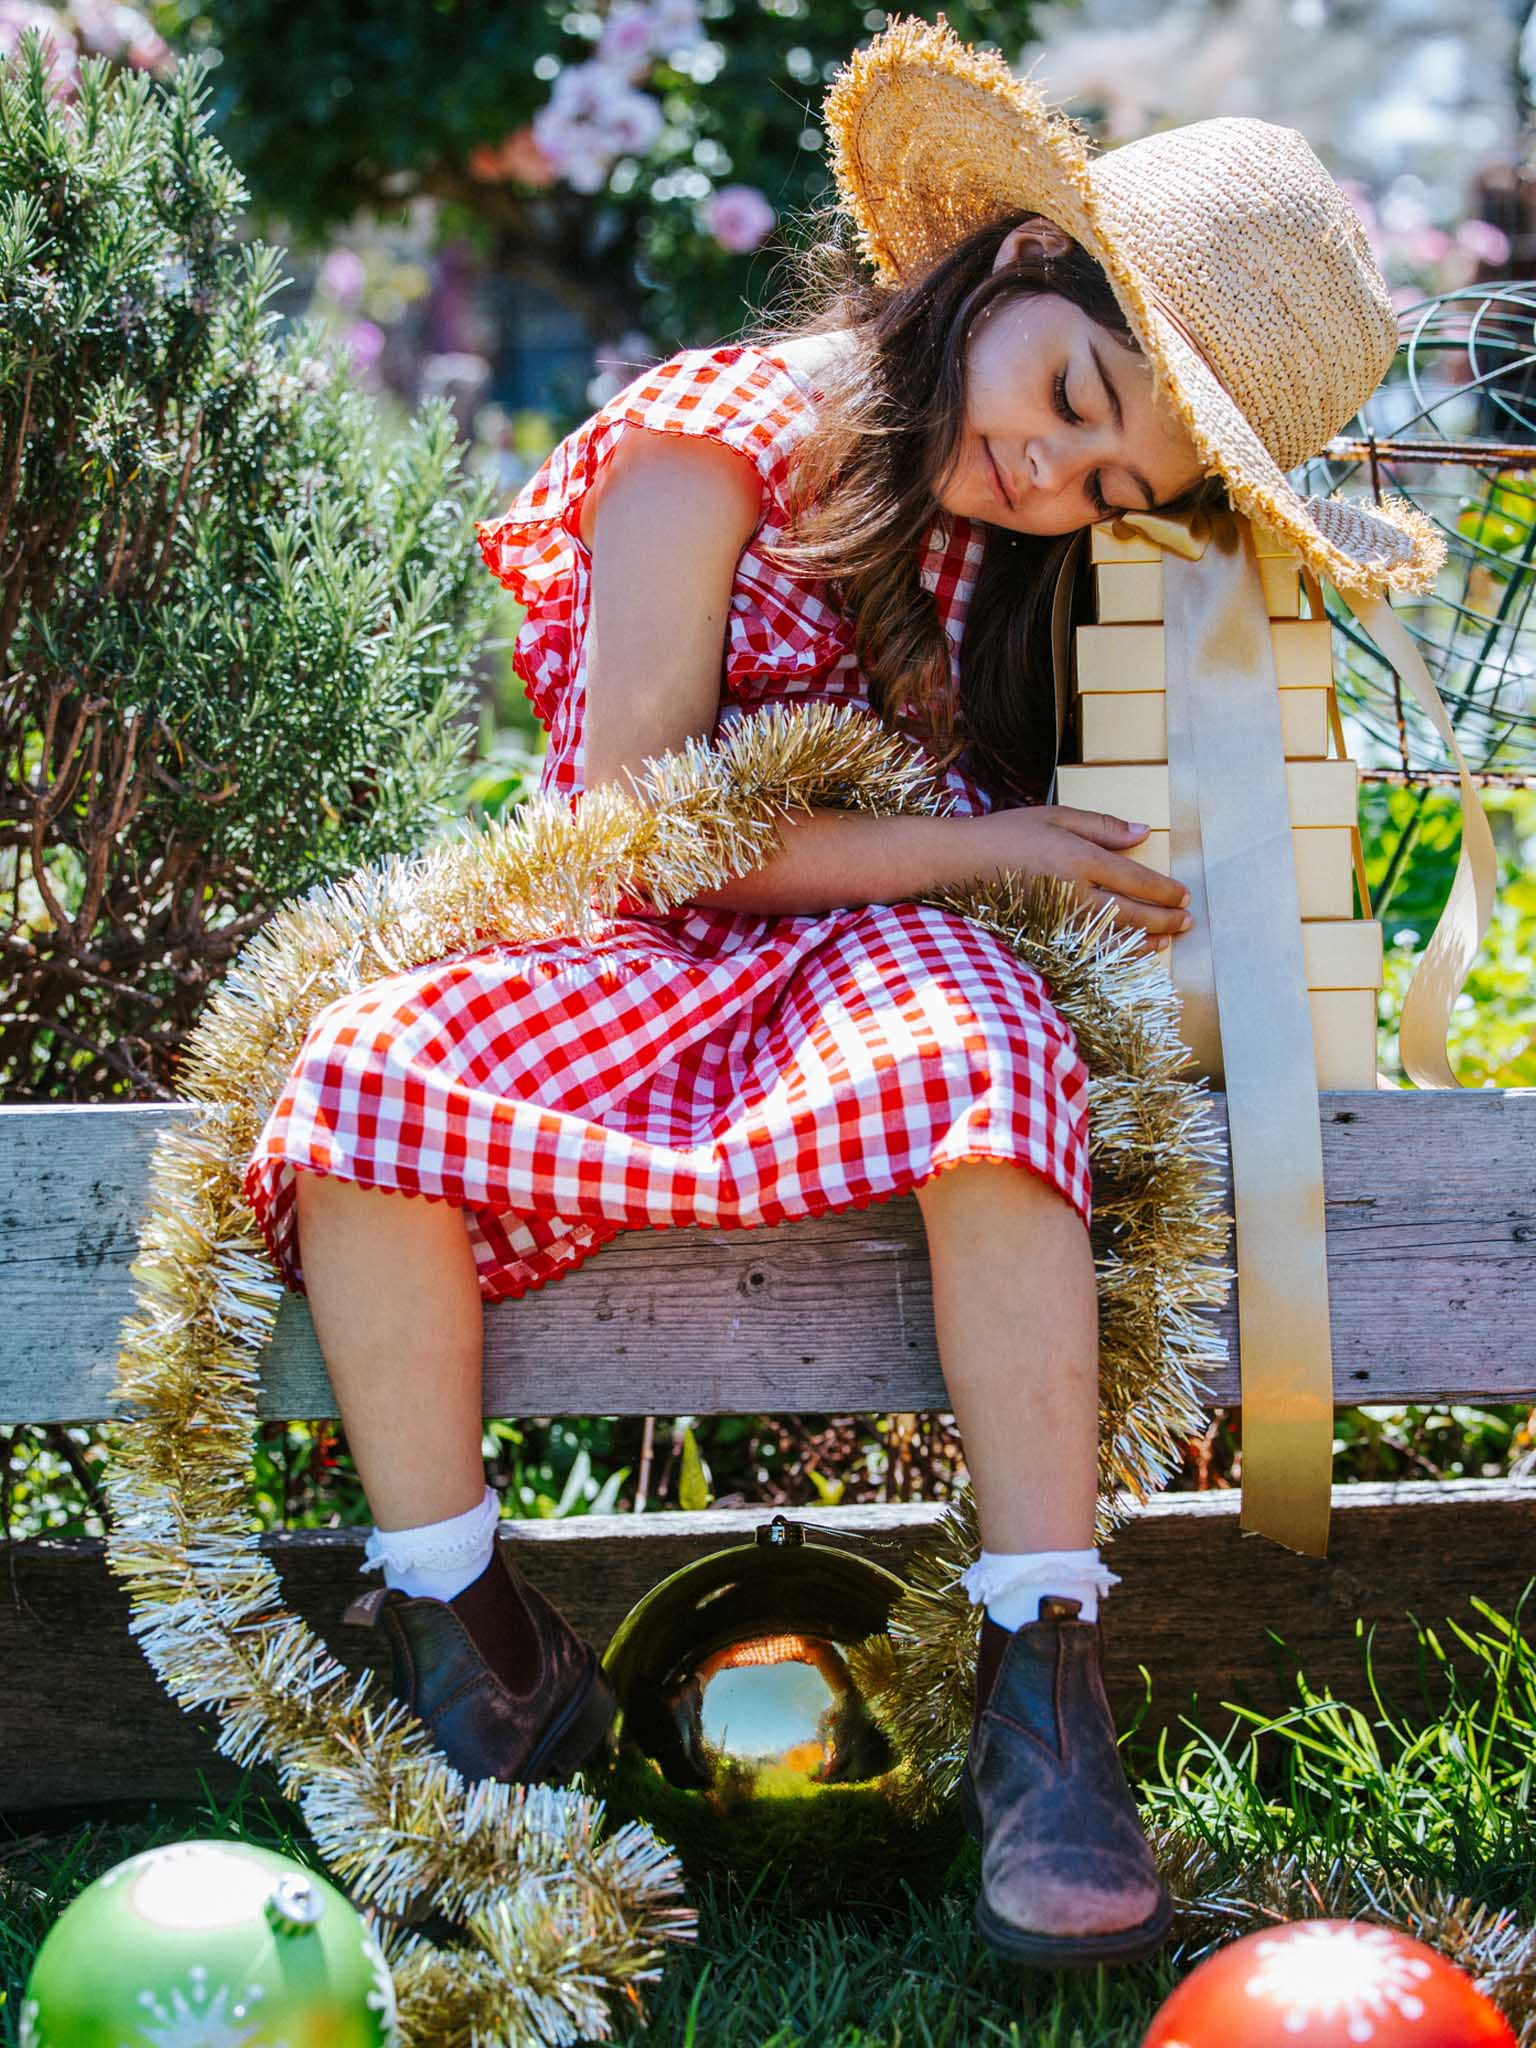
[984,438,1014,510]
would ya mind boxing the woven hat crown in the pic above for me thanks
[1089,119,1399,474]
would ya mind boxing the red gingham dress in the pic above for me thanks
[242,343,1091,1302]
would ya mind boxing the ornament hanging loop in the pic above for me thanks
[756,1509,909,1556]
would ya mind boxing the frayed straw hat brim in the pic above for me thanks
[1130,298,1445,597]
[822,13,1445,597]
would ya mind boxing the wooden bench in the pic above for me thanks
[3,1091,1535,1812]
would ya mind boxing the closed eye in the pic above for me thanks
[1053,368,1113,517]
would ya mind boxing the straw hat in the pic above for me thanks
[821,13,1445,598]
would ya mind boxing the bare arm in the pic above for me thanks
[579,425,763,792]
[687,805,1190,949]
[578,431,1190,942]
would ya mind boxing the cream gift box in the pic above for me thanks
[1077,685,1331,762]
[1090,555,1302,622]
[1053,518,1381,1087]
[1089,515,1302,611]
[1054,768,1380,1089]
[1124,825,1357,920]
[1088,519,1299,564]
[1075,536,1330,763]
[1054,758,1359,829]
[1142,918,1384,1087]
[1075,618,1331,691]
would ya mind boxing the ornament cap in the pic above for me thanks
[265,1873,325,1935]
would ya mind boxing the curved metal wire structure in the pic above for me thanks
[1302,281,1536,783]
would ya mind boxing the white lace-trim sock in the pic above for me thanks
[956,1546,1122,1628]
[359,1483,500,1602]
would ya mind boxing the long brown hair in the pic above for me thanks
[739,204,1227,806]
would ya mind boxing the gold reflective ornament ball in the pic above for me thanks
[592,1514,965,1906]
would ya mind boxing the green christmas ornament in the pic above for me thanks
[21,1838,398,2048]
[594,1512,965,1908]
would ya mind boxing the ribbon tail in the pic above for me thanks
[1164,512,1334,1560]
[1346,593,1499,1092]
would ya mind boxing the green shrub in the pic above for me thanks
[0,32,496,1099]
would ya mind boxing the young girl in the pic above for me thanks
[242,15,1439,1972]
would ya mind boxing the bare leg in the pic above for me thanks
[290,1154,1096,1548]
[913,1161,1098,1552]
[292,1169,618,1791]
[292,1170,485,1532]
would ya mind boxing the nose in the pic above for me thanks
[1025,432,1077,496]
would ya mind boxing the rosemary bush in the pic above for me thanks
[0,32,496,1099]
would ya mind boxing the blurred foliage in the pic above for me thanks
[144,0,1051,383]
[7,1392,1532,1546]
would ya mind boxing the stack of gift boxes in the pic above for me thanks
[1055,521,1383,1087]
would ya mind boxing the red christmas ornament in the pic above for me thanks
[1143,1919,1516,2047]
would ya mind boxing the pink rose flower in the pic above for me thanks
[319,247,366,304]
[1402,225,1452,268]
[534,61,662,193]
[601,86,663,154]
[596,1,654,82]
[71,0,160,63]
[1456,218,1512,269]
[650,0,703,55]
[345,319,385,372]
[703,183,777,254]
[0,2,78,95]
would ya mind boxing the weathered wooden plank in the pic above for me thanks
[3,1481,1533,1812]
[2,1093,1534,1426]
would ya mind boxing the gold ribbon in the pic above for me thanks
[1079,503,1501,1556]
[1161,507,1334,1556]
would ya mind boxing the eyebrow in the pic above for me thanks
[1088,340,1157,510]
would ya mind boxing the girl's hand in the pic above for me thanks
[965,805,1193,951]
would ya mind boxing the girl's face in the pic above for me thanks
[934,220,1206,535]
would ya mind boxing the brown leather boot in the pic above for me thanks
[342,1540,617,1788]
[959,1595,1173,1968]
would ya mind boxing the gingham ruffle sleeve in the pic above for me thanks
[474,344,852,737]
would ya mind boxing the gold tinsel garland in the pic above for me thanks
[102,700,1235,2043]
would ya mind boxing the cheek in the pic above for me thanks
[967,307,1054,432]
[969,372,1047,453]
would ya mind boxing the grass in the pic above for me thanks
[4,1594,1535,2046]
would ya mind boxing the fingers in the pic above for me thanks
[1081,884,1195,948]
[1041,809,1189,910]
[1086,846,1191,912]
[1043,805,1154,851]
